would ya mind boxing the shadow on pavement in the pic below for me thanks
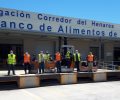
[0,82,18,91]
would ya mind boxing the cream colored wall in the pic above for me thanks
[68,39,116,62]
[23,37,57,57]
[0,38,23,44]
[24,38,36,55]
[68,39,100,60]
[104,42,113,62]
[104,41,120,62]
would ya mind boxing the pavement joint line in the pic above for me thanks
[21,89,44,100]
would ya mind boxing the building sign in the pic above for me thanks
[0,7,120,38]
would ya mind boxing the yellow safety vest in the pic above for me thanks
[7,54,16,65]
[45,54,50,61]
[73,53,81,61]
[38,53,45,63]
[66,51,70,59]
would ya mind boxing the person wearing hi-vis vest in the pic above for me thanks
[23,52,31,74]
[73,50,81,72]
[45,51,50,62]
[7,50,16,75]
[87,52,94,72]
[38,51,45,74]
[55,51,61,73]
[65,50,71,68]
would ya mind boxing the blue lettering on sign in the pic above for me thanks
[58,25,64,33]
[109,31,117,37]
[39,23,45,32]
[37,13,42,20]
[47,26,52,32]
[0,21,6,27]
[81,29,85,34]
[96,31,100,35]
[19,23,24,29]
[101,31,105,36]
[39,23,52,32]
[37,13,72,24]
[0,20,118,38]
[10,22,16,28]
[0,20,33,30]
[73,28,79,34]
[27,24,33,30]
[0,9,31,19]
[57,25,117,37]
[77,19,87,25]
[91,21,114,28]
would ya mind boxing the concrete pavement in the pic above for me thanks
[0,81,120,100]
[0,70,25,76]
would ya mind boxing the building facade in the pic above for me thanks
[0,7,120,66]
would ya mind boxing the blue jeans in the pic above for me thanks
[56,61,61,73]
[39,62,45,73]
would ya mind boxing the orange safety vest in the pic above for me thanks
[55,52,61,61]
[24,54,30,63]
[87,54,94,62]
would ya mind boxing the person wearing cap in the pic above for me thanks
[23,51,31,74]
[7,50,16,75]
[73,50,81,72]
[87,52,94,72]
[38,51,45,74]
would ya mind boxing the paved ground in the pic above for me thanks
[0,81,120,100]
[0,70,25,76]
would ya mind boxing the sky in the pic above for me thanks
[0,0,120,24]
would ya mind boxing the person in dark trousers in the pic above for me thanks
[55,51,61,73]
[65,50,71,68]
[32,54,36,62]
[45,51,50,62]
[23,52,31,74]
[31,54,38,74]
[73,50,81,72]
[38,51,45,74]
[7,50,16,75]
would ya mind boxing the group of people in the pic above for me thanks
[56,50,95,73]
[7,50,51,75]
[7,49,95,75]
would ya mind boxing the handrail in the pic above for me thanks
[97,61,120,70]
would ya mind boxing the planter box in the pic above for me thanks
[60,73,77,84]
[93,72,107,82]
[18,75,40,88]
